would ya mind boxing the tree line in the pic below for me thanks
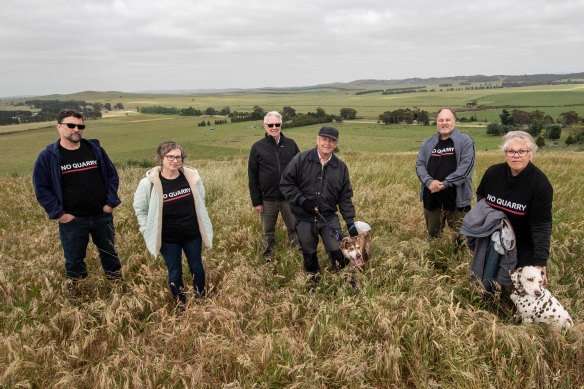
[487,109,583,145]
[0,99,126,126]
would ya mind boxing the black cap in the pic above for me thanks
[318,126,339,141]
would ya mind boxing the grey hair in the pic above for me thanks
[264,111,282,124]
[501,131,538,156]
[155,140,186,164]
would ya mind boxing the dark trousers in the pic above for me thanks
[59,212,121,279]
[159,236,205,299]
[260,200,299,255]
[296,216,346,273]
[424,206,469,238]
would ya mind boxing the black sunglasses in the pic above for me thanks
[60,122,86,130]
[266,123,281,128]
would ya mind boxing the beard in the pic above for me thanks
[66,133,82,143]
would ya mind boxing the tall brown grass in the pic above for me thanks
[1,152,583,388]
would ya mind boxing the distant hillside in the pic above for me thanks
[136,72,584,94]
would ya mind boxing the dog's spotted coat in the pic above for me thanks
[509,266,573,330]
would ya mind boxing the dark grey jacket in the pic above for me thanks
[280,147,355,223]
[460,199,517,287]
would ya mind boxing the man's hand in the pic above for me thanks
[254,205,264,214]
[103,205,113,213]
[347,223,359,237]
[59,213,75,223]
[301,199,318,215]
[428,180,444,193]
[536,265,548,285]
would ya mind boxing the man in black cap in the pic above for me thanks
[280,126,358,280]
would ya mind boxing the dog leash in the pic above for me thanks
[315,211,344,241]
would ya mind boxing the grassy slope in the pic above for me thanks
[1,151,583,387]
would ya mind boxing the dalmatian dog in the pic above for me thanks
[509,266,574,330]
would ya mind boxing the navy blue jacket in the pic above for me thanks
[33,138,121,219]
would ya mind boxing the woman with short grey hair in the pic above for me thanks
[476,130,552,282]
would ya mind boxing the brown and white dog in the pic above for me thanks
[509,266,574,331]
[339,231,371,269]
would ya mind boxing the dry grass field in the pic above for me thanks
[1,150,583,388]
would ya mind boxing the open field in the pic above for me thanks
[3,83,584,121]
[1,151,583,387]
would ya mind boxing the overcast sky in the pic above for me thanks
[1,0,583,97]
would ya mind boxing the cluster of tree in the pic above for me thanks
[204,106,231,116]
[355,89,384,95]
[486,108,584,140]
[499,109,554,126]
[197,120,212,127]
[0,110,51,125]
[138,106,202,116]
[378,108,430,125]
[282,107,338,129]
[463,85,503,90]
[486,122,562,139]
[214,119,228,125]
[91,102,124,111]
[458,114,478,122]
[16,99,102,121]
[229,106,266,123]
[339,108,357,120]
[565,128,584,145]
[381,86,427,95]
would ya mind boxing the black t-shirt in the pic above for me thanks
[59,142,106,216]
[476,162,553,267]
[423,138,457,210]
[160,172,200,244]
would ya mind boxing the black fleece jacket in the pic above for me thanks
[476,162,553,267]
[248,133,299,206]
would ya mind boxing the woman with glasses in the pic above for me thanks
[133,140,213,310]
[476,131,552,283]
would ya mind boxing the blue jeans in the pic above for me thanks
[159,236,205,298]
[59,212,121,279]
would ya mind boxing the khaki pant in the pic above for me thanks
[423,207,468,238]
[260,200,299,255]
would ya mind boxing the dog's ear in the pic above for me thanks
[339,239,347,250]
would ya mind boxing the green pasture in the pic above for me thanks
[5,83,584,121]
[1,115,518,177]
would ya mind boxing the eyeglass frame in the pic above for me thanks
[504,149,530,157]
[164,154,184,162]
[265,123,282,128]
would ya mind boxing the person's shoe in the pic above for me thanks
[65,278,82,298]
[106,270,123,282]
[262,252,272,262]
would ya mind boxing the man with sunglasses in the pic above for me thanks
[33,109,122,288]
[248,111,300,261]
